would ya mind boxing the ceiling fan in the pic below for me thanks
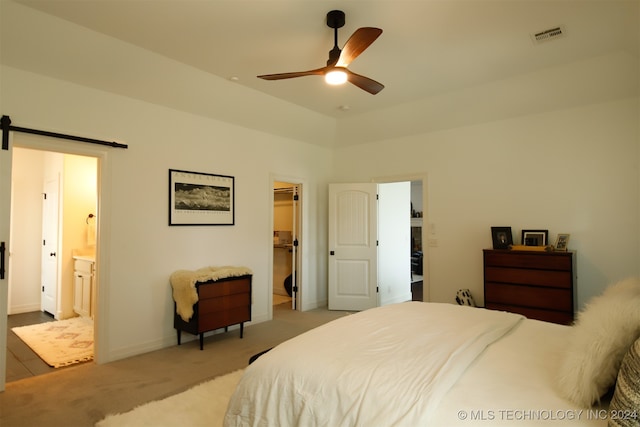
[257,10,384,95]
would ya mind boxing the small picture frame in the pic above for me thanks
[491,227,513,249]
[169,169,235,226]
[555,233,570,251]
[521,229,549,246]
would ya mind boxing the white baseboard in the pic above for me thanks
[380,292,413,307]
[8,303,41,315]
[301,299,325,311]
[106,317,271,363]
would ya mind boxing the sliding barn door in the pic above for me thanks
[0,131,12,391]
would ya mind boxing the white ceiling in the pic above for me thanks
[5,0,640,146]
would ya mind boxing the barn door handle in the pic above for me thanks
[0,241,6,280]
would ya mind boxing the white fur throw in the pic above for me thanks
[170,266,253,322]
[556,277,640,407]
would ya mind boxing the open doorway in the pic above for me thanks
[410,180,424,302]
[272,180,301,312]
[374,174,429,302]
[6,147,98,382]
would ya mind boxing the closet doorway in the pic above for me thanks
[272,180,301,311]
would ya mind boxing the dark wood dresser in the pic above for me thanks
[483,249,575,325]
[174,274,252,350]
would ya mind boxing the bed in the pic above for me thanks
[224,279,640,427]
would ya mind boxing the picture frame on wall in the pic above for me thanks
[169,169,235,226]
[522,229,549,246]
[555,233,570,251]
[491,226,513,249]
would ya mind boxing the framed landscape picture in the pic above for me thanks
[169,169,234,225]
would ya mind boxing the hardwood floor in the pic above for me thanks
[6,311,57,382]
[411,274,424,302]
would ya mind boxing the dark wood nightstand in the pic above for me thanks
[174,274,252,350]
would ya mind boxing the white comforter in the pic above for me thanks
[224,302,523,426]
[430,317,607,427]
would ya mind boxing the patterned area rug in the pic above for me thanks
[11,316,94,368]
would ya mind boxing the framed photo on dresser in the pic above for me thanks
[521,229,548,246]
[491,227,513,249]
[555,233,570,251]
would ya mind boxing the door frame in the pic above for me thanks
[0,132,112,391]
[269,174,306,317]
[373,173,429,302]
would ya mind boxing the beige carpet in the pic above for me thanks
[11,316,94,368]
[1,306,348,427]
[96,369,244,427]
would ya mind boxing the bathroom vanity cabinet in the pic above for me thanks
[73,256,95,318]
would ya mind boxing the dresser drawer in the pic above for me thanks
[198,293,250,313]
[485,266,572,289]
[199,306,251,332]
[197,277,251,299]
[486,302,573,325]
[484,251,571,271]
[485,282,572,311]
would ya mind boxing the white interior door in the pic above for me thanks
[328,183,378,311]
[378,182,412,306]
[0,133,13,391]
[41,175,59,316]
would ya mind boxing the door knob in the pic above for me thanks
[50,252,56,257]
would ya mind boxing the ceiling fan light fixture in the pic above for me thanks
[325,69,348,85]
[257,11,384,94]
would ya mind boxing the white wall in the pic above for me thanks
[2,65,333,361]
[61,154,97,319]
[333,97,640,310]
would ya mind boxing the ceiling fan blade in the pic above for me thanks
[258,67,327,80]
[336,27,383,68]
[345,69,384,95]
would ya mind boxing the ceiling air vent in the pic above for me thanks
[532,26,565,44]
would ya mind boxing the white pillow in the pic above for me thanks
[556,277,640,407]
